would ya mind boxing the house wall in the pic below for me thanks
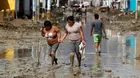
[24,0,31,15]
[93,0,101,7]
[102,0,112,7]
[138,1,140,11]
[129,0,136,11]
[0,0,15,11]
[8,0,16,10]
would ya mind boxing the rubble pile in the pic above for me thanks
[9,19,31,27]
[101,10,140,36]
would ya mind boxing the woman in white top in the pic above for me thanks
[61,16,86,67]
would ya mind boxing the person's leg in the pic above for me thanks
[48,44,53,65]
[48,44,52,56]
[94,34,102,53]
[51,43,60,65]
[69,42,75,67]
[76,51,81,67]
[97,34,102,53]
[98,43,101,53]
[51,52,55,65]
[94,42,98,52]
[75,41,81,67]
[95,42,101,54]
[70,52,75,67]
[94,34,98,53]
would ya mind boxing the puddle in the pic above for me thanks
[121,35,140,69]
[0,44,47,59]
[0,28,140,77]
[0,44,106,78]
[0,43,50,77]
[106,29,140,70]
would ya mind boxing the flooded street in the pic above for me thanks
[0,12,140,78]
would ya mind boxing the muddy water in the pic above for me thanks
[118,33,140,69]
[0,40,108,78]
[105,29,140,77]
[135,37,140,70]
[0,35,140,78]
[85,12,140,77]
[0,14,140,78]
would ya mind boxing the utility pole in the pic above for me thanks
[15,0,19,19]
[80,0,82,8]
[108,0,109,6]
[36,0,40,22]
[32,0,36,22]
[43,0,46,9]
[47,0,51,20]
[41,0,46,19]
[56,0,59,7]
[135,0,138,20]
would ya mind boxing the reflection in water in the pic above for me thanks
[0,47,33,59]
[121,36,136,64]
[15,48,32,58]
[0,44,48,77]
[135,59,140,70]
[0,45,48,58]
[67,68,83,78]
[92,53,101,70]
[0,44,48,64]
[0,46,14,59]
[46,70,56,78]
[135,37,140,70]
[126,36,136,64]
[121,36,140,70]
[90,54,103,78]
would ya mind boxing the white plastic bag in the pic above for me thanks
[79,42,86,60]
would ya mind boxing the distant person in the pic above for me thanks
[40,21,61,65]
[81,5,87,17]
[72,8,76,16]
[81,5,87,25]
[75,15,84,27]
[90,14,107,55]
[61,16,86,67]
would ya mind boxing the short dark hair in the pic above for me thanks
[75,16,80,22]
[94,13,99,19]
[44,20,52,27]
[67,16,75,21]
[82,5,84,8]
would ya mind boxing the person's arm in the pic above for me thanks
[40,27,45,37]
[61,29,68,42]
[102,25,107,38]
[56,28,61,42]
[79,26,86,45]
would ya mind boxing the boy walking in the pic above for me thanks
[90,13,107,55]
